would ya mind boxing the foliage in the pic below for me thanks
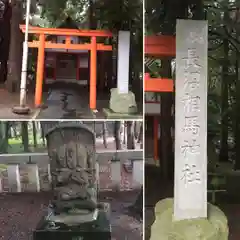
[40,0,88,27]
[95,0,142,31]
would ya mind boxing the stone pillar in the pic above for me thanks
[7,164,21,192]
[174,19,208,220]
[110,161,121,189]
[26,164,40,192]
[132,160,143,188]
[150,19,229,240]
[107,31,138,116]
[117,31,130,94]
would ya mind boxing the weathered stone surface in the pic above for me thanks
[103,108,142,119]
[45,122,98,219]
[174,20,208,220]
[34,203,111,240]
[109,88,137,114]
[150,198,228,240]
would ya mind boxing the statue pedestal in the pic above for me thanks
[33,203,111,240]
[150,198,228,240]
[103,88,142,119]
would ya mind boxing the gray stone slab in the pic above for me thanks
[174,19,208,220]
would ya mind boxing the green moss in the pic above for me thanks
[109,88,138,114]
[0,164,7,171]
[150,198,228,240]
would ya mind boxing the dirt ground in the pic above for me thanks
[0,190,142,240]
[0,83,143,119]
[0,88,37,119]
[145,165,240,240]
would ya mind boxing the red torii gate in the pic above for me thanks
[20,25,113,110]
[144,35,175,164]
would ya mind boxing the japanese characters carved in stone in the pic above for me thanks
[45,123,97,216]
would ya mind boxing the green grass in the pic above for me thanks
[6,135,47,154]
[0,164,8,172]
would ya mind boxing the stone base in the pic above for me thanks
[103,108,142,119]
[47,208,99,226]
[34,203,111,240]
[150,198,229,240]
[109,88,138,114]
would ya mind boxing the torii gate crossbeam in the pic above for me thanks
[20,25,113,110]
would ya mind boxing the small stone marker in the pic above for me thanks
[120,159,133,191]
[47,163,52,183]
[7,164,21,192]
[132,160,143,188]
[174,19,208,220]
[117,31,130,94]
[37,163,51,191]
[110,161,121,189]
[106,30,138,116]
[26,164,40,192]
[95,162,100,188]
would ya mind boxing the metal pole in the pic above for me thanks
[12,0,31,114]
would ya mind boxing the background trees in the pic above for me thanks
[145,0,240,177]
[0,0,143,100]
[0,121,143,154]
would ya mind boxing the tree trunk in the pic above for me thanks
[89,0,97,29]
[219,12,229,162]
[0,1,11,83]
[127,121,135,149]
[138,122,143,148]
[114,121,122,150]
[134,121,138,139]
[32,121,37,148]
[106,50,113,89]
[112,35,118,86]
[0,122,9,153]
[21,122,29,152]
[158,0,190,181]
[41,125,46,146]
[102,121,107,148]
[5,0,22,92]
[235,54,240,169]
[123,121,126,144]
[159,60,174,181]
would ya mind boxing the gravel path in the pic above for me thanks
[0,190,142,240]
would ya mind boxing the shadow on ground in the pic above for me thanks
[0,190,142,240]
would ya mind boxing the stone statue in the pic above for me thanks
[45,122,98,225]
[34,122,111,239]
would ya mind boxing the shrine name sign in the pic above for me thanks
[174,19,208,221]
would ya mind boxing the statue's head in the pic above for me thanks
[45,122,96,170]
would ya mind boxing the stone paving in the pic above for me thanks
[36,83,111,119]
[36,87,97,119]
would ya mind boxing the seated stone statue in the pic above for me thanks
[45,123,98,220]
